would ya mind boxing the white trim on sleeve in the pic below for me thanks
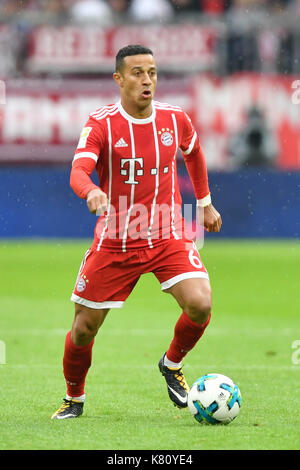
[197,193,212,208]
[71,294,124,309]
[72,152,98,164]
[182,131,197,155]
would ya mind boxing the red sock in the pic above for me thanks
[166,311,211,364]
[63,331,94,398]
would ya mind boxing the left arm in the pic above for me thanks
[180,113,222,233]
[198,201,222,233]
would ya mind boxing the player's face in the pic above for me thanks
[114,54,157,113]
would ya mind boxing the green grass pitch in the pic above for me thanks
[0,239,300,450]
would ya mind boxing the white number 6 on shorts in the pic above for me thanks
[188,248,202,269]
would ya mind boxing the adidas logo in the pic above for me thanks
[115,137,128,148]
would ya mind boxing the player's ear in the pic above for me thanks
[113,72,123,88]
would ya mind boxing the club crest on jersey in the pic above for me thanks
[158,128,174,147]
[76,275,89,292]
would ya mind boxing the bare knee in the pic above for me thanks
[184,288,212,324]
[71,304,109,346]
[72,317,98,345]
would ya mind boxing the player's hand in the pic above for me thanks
[202,204,222,233]
[86,188,108,215]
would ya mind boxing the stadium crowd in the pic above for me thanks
[0,0,297,23]
[0,0,299,76]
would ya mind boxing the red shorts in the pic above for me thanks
[71,238,209,309]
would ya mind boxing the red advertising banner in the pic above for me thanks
[27,24,216,73]
[192,74,300,169]
[0,78,193,163]
[0,75,299,169]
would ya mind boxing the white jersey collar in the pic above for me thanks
[118,101,156,125]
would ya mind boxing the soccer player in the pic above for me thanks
[51,45,222,419]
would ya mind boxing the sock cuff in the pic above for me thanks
[164,354,182,369]
[66,393,86,403]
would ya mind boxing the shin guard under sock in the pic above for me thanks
[63,330,94,398]
[166,311,211,364]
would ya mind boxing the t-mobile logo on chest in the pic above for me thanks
[120,157,144,184]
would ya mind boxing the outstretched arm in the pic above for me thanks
[70,157,108,215]
[201,203,222,233]
[181,116,222,233]
[86,187,108,215]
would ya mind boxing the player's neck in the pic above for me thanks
[120,99,153,120]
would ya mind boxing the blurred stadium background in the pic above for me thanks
[1,1,300,451]
[0,0,300,239]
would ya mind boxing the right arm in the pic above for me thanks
[70,158,107,215]
[70,119,108,215]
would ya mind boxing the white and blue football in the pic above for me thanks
[188,373,242,424]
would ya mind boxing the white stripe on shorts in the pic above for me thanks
[160,271,209,291]
[71,294,124,309]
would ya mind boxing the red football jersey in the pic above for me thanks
[71,101,210,252]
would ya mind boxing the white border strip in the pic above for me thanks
[97,117,112,251]
[122,120,136,253]
[72,152,98,164]
[161,271,209,291]
[147,119,160,248]
[91,104,118,120]
[182,131,197,155]
[92,107,120,122]
[71,294,124,309]
[171,113,179,240]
